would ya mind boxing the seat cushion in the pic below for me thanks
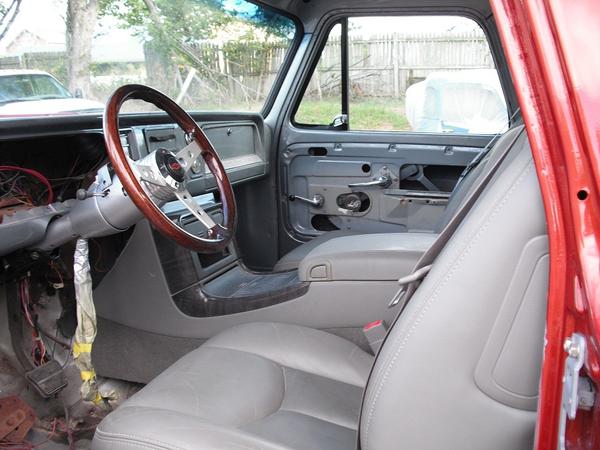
[274,230,361,271]
[92,322,373,450]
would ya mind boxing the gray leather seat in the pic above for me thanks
[274,136,507,271]
[94,322,372,449]
[93,126,548,450]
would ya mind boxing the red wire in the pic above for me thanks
[19,278,47,366]
[0,165,54,204]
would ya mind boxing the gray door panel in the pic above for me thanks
[282,136,486,236]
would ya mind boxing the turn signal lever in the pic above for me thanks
[288,194,324,208]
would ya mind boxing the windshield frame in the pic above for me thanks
[240,0,303,117]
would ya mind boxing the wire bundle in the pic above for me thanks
[0,166,54,206]
[19,277,48,366]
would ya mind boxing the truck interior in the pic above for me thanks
[0,0,557,449]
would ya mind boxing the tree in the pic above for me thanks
[0,0,23,43]
[101,0,294,106]
[66,0,98,96]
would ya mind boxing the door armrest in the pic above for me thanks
[298,232,438,282]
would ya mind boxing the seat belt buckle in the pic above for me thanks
[363,320,388,354]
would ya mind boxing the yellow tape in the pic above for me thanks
[80,370,96,381]
[93,392,104,405]
[73,342,92,357]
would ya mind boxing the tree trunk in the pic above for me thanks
[66,0,98,97]
[0,0,23,43]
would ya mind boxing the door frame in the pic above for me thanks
[492,0,600,449]
[272,9,519,253]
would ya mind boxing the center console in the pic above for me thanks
[154,197,437,318]
[297,233,437,282]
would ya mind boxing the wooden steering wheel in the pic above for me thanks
[103,84,236,253]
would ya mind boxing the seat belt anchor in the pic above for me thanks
[388,264,432,308]
[388,288,406,308]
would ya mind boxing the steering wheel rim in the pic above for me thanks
[103,84,236,253]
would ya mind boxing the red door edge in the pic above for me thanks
[491,0,600,449]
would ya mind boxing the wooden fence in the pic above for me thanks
[0,31,494,107]
[306,31,494,101]
[184,30,494,106]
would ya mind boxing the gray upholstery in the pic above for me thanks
[361,127,547,450]
[274,136,508,272]
[275,230,362,271]
[298,232,438,281]
[93,126,548,450]
[93,322,373,450]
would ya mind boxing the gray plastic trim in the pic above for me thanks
[0,202,71,256]
[474,235,549,411]
[298,232,437,281]
[93,221,399,338]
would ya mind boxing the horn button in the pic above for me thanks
[156,148,186,183]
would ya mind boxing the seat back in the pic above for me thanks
[361,129,548,450]
[435,129,519,232]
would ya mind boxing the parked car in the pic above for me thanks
[405,69,508,133]
[0,70,104,116]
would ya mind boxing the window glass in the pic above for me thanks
[294,16,508,134]
[0,0,298,118]
[295,24,342,126]
[31,75,71,98]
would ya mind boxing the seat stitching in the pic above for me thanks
[368,159,533,387]
[362,160,534,448]
[94,429,187,450]
[282,365,288,398]
[367,158,532,389]
[241,363,361,430]
[203,343,367,388]
[275,409,358,432]
[95,408,283,450]
[363,160,533,442]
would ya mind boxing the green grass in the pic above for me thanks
[119,97,412,132]
[295,98,411,131]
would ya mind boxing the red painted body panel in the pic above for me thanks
[491,0,600,449]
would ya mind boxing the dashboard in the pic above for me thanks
[0,112,269,258]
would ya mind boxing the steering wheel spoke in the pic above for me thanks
[104,84,235,252]
[175,139,203,176]
[175,188,217,230]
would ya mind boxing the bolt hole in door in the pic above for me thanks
[361,163,371,173]
[308,147,328,156]
[577,189,589,200]
[311,214,339,231]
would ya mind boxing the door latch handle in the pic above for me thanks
[288,194,324,208]
[348,175,392,189]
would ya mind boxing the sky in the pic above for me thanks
[349,16,483,35]
[0,0,65,51]
[0,0,145,61]
[0,1,483,57]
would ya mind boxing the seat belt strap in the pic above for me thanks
[455,108,522,187]
[388,126,525,314]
